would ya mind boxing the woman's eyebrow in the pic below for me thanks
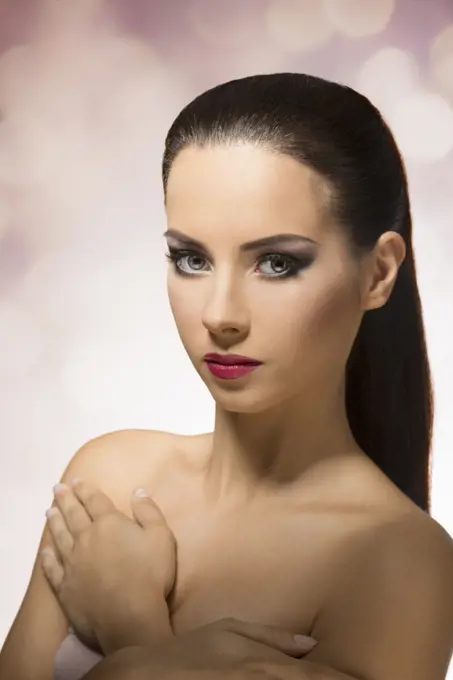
[163,229,320,251]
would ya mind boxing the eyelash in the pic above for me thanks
[164,248,314,280]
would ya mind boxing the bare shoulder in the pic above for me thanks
[309,502,453,680]
[362,458,453,573]
[376,505,453,590]
[330,451,453,564]
[62,428,177,474]
[355,503,453,584]
[335,457,453,605]
[60,428,209,515]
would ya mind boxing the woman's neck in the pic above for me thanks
[202,382,362,506]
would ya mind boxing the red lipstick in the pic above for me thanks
[203,353,262,380]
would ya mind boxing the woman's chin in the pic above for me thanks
[209,385,281,415]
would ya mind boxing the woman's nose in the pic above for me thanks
[201,278,250,343]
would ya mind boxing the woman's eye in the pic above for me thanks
[166,250,210,275]
[166,249,312,279]
[256,253,307,279]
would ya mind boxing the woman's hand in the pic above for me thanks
[82,617,318,680]
[40,479,176,653]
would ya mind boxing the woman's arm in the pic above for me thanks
[82,514,453,680]
[93,594,173,655]
[0,430,174,680]
[41,479,176,655]
[0,522,70,680]
[81,619,319,680]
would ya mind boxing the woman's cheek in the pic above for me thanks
[168,293,205,357]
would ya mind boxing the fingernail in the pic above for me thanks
[293,635,317,650]
[45,508,57,518]
[70,478,82,486]
[53,483,67,494]
[134,487,149,498]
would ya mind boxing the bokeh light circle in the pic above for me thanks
[266,0,334,53]
[323,0,395,38]
[430,24,453,96]
[389,90,453,163]
[357,47,419,104]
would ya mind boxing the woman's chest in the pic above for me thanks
[166,508,343,636]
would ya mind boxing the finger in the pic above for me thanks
[71,479,116,520]
[214,618,318,658]
[46,507,74,561]
[53,484,91,536]
[131,488,169,529]
[41,546,64,591]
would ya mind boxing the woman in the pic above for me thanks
[1,72,453,680]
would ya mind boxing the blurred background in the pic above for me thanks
[0,0,452,655]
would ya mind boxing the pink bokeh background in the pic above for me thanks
[0,0,452,660]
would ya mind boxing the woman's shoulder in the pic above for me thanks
[59,428,211,516]
[327,459,453,598]
[307,491,453,679]
[314,452,453,580]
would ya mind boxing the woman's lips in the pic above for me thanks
[203,353,262,380]
[205,362,261,380]
[204,353,261,365]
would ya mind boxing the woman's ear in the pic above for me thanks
[361,231,406,311]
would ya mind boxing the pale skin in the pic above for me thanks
[1,144,453,680]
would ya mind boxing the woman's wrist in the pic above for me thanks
[96,594,174,655]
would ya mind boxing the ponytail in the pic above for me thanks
[346,231,433,512]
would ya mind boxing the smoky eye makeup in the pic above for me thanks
[165,244,316,280]
[165,247,209,276]
[254,250,316,279]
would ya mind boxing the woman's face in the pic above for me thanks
[164,144,368,414]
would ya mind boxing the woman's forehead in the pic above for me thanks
[165,145,333,242]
